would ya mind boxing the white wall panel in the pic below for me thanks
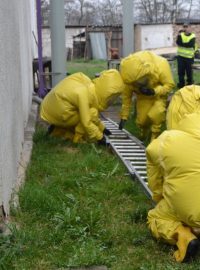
[141,24,173,50]
[0,0,33,213]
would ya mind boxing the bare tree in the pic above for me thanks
[190,0,200,18]
[187,0,194,20]
[94,0,122,25]
[134,0,195,23]
[41,0,198,26]
[63,0,97,25]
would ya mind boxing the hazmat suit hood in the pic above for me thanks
[175,85,200,113]
[93,69,125,111]
[167,85,200,130]
[176,112,200,137]
[120,51,159,85]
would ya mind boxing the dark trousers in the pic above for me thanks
[177,56,194,88]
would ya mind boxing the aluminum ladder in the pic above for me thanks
[103,118,152,199]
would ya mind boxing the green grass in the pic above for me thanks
[171,61,200,88]
[66,59,107,78]
[3,125,200,269]
[2,126,151,269]
[2,60,200,269]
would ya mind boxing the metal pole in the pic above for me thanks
[50,0,66,87]
[122,0,134,57]
[36,0,46,98]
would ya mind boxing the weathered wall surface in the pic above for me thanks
[42,27,85,58]
[137,24,173,51]
[0,0,33,214]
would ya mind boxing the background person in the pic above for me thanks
[176,23,196,88]
[40,69,124,144]
[146,113,200,263]
[119,50,175,142]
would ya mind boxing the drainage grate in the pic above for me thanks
[102,118,152,199]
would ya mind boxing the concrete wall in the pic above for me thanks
[30,0,38,59]
[42,27,85,58]
[0,0,33,214]
[135,24,173,51]
[43,24,174,59]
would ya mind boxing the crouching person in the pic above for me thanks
[146,113,200,262]
[40,70,124,144]
[119,50,175,142]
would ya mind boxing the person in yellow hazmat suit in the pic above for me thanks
[118,50,175,141]
[40,69,125,144]
[146,113,200,263]
[166,84,200,130]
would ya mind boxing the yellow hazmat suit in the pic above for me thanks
[120,51,175,141]
[40,70,124,143]
[146,113,200,262]
[167,85,200,130]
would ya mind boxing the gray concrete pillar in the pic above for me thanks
[50,0,66,87]
[122,0,134,57]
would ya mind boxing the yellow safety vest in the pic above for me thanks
[195,42,198,52]
[177,32,196,58]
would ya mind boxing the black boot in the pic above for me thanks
[177,83,185,89]
[46,125,55,136]
[182,239,200,263]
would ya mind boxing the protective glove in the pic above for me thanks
[119,119,127,130]
[97,135,107,146]
[103,128,112,136]
[140,88,155,96]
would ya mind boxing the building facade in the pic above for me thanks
[0,0,34,214]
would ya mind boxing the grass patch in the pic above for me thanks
[2,60,200,269]
[66,59,107,78]
[2,123,200,269]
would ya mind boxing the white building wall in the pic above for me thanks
[43,28,51,57]
[42,27,85,57]
[141,24,173,50]
[0,0,33,214]
[30,0,38,59]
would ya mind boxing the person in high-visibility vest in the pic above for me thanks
[176,23,196,88]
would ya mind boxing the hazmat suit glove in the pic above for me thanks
[97,135,107,146]
[119,119,127,130]
[140,88,155,96]
[103,128,112,136]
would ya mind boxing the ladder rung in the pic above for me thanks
[102,118,152,199]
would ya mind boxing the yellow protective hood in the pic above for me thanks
[93,69,125,111]
[178,85,200,108]
[176,112,200,137]
[167,85,200,130]
[120,51,159,84]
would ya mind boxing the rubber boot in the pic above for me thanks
[173,225,199,263]
[73,132,85,143]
